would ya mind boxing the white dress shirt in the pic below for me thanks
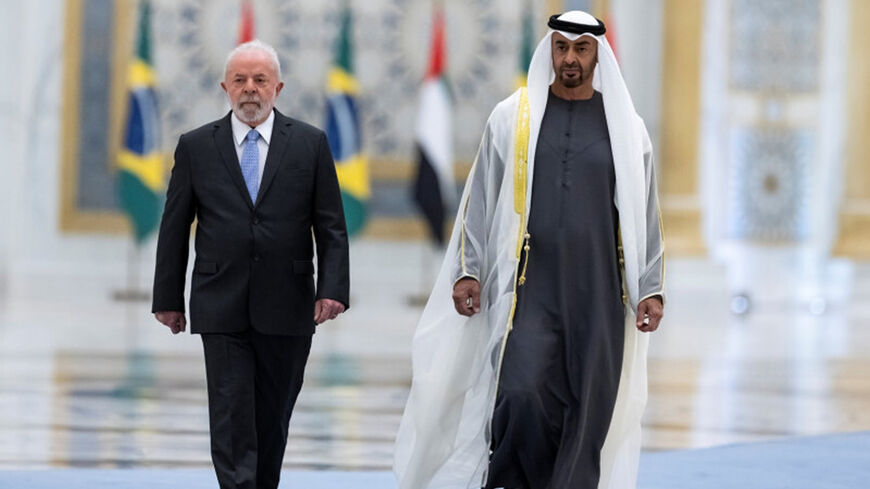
[230,110,274,185]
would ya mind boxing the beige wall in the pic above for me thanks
[834,0,870,257]
[659,0,705,255]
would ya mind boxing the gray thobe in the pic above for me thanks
[484,90,624,489]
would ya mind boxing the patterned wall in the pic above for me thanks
[152,0,531,161]
[729,0,819,93]
[727,128,811,241]
[75,0,119,211]
[724,0,820,243]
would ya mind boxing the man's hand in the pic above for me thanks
[453,278,481,316]
[636,296,663,332]
[155,311,187,334]
[314,298,346,324]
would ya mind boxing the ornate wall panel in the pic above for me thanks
[155,0,530,160]
[700,0,850,304]
[724,0,821,244]
[701,0,847,256]
[60,0,133,233]
[727,127,811,242]
[729,0,819,93]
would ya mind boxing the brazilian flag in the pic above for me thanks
[325,4,370,237]
[118,0,164,244]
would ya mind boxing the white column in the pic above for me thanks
[612,0,664,147]
[0,1,26,297]
[700,0,850,308]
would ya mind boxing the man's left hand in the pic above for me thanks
[636,296,663,332]
[314,298,345,324]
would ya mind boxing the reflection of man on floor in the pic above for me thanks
[152,40,349,489]
[395,11,664,489]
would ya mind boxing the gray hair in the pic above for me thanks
[223,39,282,80]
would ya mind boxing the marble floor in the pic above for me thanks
[1,240,869,473]
[2,431,868,488]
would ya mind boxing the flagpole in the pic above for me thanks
[112,239,150,302]
[423,241,431,299]
[128,241,137,295]
[407,238,431,308]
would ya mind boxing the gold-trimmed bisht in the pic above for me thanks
[496,87,531,385]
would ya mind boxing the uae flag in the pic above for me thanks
[603,0,620,60]
[412,9,453,246]
[237,0,255,44]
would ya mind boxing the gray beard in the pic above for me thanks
[234,102,271,125]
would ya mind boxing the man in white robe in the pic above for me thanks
[395,11,664,489]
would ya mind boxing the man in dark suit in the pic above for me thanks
[152,40,349,489]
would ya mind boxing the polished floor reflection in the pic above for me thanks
[0,352,404,469]
[1,241,869,470]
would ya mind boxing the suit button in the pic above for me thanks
[253,218,260,225]
[253,255,261,262]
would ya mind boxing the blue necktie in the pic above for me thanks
[241,129,260,202]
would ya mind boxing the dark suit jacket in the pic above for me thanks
[152,109,349,335]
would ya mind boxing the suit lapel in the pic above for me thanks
[255,110,293,207]
[213,113,255,210]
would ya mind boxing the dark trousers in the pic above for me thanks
[201,329,312,489]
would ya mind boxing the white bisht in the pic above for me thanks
[394,10,664,489]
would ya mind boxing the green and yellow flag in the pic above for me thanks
[118,0,164,243]
[325,4,370,237]
[516,0,535,89]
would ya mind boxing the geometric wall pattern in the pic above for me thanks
[728,127,811,241]
[156,0,530,160]
[725,0,820,244]
[729,0,819,92]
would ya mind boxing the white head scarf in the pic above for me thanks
[526,10,648,309]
